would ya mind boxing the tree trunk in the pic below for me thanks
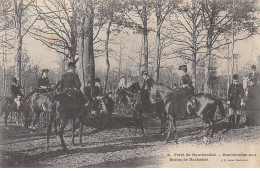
[15,35,22,86]
[143,4,149,72]
[204,47,211,93]
[155,6,161,83]
[83,0,95,88]
[2,37,6,96]
[104,21,112,93]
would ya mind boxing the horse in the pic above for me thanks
[184,93,226,142]
[116,83,170,135]
[115,82,141,115]
[26,83,61,130]
[46,93,91,152]
[1,96,30,128]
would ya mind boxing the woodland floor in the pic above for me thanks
[0,108,259,168]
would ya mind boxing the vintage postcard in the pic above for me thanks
[0,0,259,168]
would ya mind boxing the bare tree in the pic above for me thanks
[30,0,79,62]
[153,0,180,82]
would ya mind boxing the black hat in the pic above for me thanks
[141,71,148,75]
[42,69,49,73]
[252,65,256,69]
[95,78,101,82]
[122,75,125,78]
[68,62,76,67]
[233,74,238,80]
[12,77,17,83]
[179,65,187,70]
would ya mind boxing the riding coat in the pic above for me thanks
[142,76,155,91]
[10,83,23,99]
[228,82,244,110]
[38,77,50,88]
[92,85,103,98]
[61,70,87,105]
[141,76,155,107]
[181,73,192,87]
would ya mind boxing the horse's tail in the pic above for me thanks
[217,99,226,117]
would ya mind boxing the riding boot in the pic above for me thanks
[228,116,233,129]
[236,115,240,128]
[232,115,236,129]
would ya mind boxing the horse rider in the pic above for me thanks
[10,77,23,110]
[60,62,87,106]
[179,65,195,96]
[227,74,244,129]
[248,65,260,86]
[118,75,127,90]
[38,69,51,93]
[141,71,155,109]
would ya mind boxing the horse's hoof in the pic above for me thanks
[174,139,178,144]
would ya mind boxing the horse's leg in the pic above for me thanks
[137,109,145,135]
[165,115,173,143]
[58,118,68,151]
[4,111,10,127]
[46,113,55,153]
[210,120,215,138]
[53,119,58,134]
[32,111,41,129]
[71,119,75,146]
[79,121,83,145]
[132,110,138,130]
[10,111,13,123]
[203,119,212,143]
[172,119,178,144]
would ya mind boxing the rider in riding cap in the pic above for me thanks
[248,65,260,86]
[38,69,51,93]
[141,71,155,109]
[10,77,23,110]
[179,65,194,96]
[60,62,87,106]
[227,74,244,129]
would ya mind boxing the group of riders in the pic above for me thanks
[6,60,260,129]
[8,61,112,127]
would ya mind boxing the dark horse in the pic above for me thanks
[117,83,226,143]
[116,83,169,135]
[26,84,61,130]
[1,96,30,128]
[183,93,226,142]
[46,93,91,152]
[115,82,141,107]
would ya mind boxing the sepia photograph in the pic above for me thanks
[0,0,260,168]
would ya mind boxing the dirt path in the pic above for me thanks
[0,112,259,168]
